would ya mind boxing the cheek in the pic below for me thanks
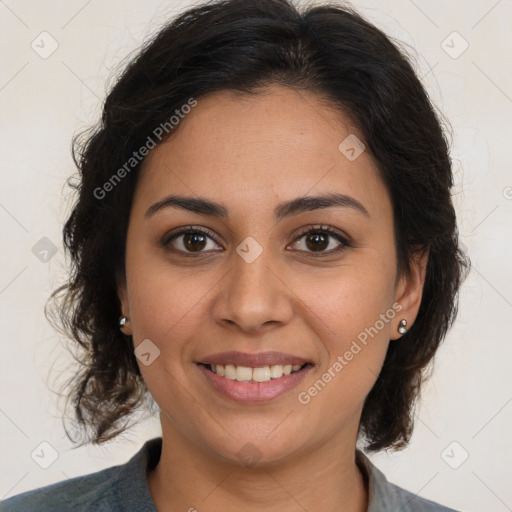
[125,265,211,412]
[303,258,397,346]
[123,230,217,362]
[296,261,396,403]
[127,265,212,348]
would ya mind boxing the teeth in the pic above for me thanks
[253,366,271,382]
[209,363,304,382]
[224,364,236,380]
[269,365,283,378]
[236,366,252,382]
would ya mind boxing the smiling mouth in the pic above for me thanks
[199,363,311,383]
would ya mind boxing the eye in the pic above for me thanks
[289,225,352,256]
[162,226,222,256]
[162,224,352,258]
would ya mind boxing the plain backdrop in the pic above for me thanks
[1,1,511,510]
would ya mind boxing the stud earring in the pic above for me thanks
[119,316,131,335]
[398,319,408,335]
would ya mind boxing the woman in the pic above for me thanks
[1,0,468,510]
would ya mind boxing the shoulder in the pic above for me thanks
[0,438,161,512]
[0,465,124,512]
[380,479,460,512]
[356,450,461,512]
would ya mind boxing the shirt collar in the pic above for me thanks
[125,438,413,512]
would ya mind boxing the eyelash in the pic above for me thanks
[161,224,352,258]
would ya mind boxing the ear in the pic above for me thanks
[391,247,429,340]
[117,270,132,335]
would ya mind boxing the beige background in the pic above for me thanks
[1,0,511,510]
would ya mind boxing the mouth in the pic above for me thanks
[199,362,311,382]
[195,352,314,403]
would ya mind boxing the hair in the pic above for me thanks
[48,0,469,451]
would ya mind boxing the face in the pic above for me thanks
[118,85,426,465]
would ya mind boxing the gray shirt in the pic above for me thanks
[1,437,459,511]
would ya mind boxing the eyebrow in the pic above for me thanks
[145,192,369,221]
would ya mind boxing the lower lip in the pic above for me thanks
[197,364,313,403]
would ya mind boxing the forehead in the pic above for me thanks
[135,85,391,221]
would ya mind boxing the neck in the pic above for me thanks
[147,417,368,512]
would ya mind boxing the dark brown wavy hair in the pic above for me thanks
[48,0,469,451]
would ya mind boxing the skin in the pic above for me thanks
[118,84,427,512]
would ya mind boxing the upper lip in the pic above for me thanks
[198,351,310,367]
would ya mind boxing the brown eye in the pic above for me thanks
[291,226,351,256]
[181,232,207,252]
[162,227,222,256]
[304,232,329,252]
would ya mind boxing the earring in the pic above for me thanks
[119,316,131,335]
[398,319,408,335]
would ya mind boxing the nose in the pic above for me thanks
[212,243,294,334]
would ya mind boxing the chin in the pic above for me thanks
[198,419,310,468]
